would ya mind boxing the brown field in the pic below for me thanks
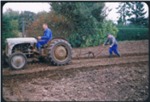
[2,40,149,101]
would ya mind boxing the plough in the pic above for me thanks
[76,45,107,59]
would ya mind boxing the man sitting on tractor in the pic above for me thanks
[36,23,52,51]
[103,33,120,57]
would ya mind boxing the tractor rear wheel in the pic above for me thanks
[48,39,72,66]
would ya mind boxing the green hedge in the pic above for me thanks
[116,27,149,41]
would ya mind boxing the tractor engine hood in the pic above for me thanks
[6,37,37,44]
[5,37,37,57]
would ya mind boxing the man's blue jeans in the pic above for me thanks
[109,44,120,56]
[36,40,47,50]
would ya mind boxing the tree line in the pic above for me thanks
[2,2,148,50]
[117,2,148,26]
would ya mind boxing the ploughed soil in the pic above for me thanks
[2,40,149,101]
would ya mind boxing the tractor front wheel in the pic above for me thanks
[8,52,27,70]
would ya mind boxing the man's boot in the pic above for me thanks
[109,54,112,58]
[117,53,121,57]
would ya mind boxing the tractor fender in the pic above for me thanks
[47,37,69,45]
[51,37,69,42]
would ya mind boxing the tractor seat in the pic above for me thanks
[41,44,48,48]
[41,40,51,48]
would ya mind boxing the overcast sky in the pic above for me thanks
[3,2,149,23]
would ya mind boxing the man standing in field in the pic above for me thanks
[103,34,120,57]
[36,23,52,51]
